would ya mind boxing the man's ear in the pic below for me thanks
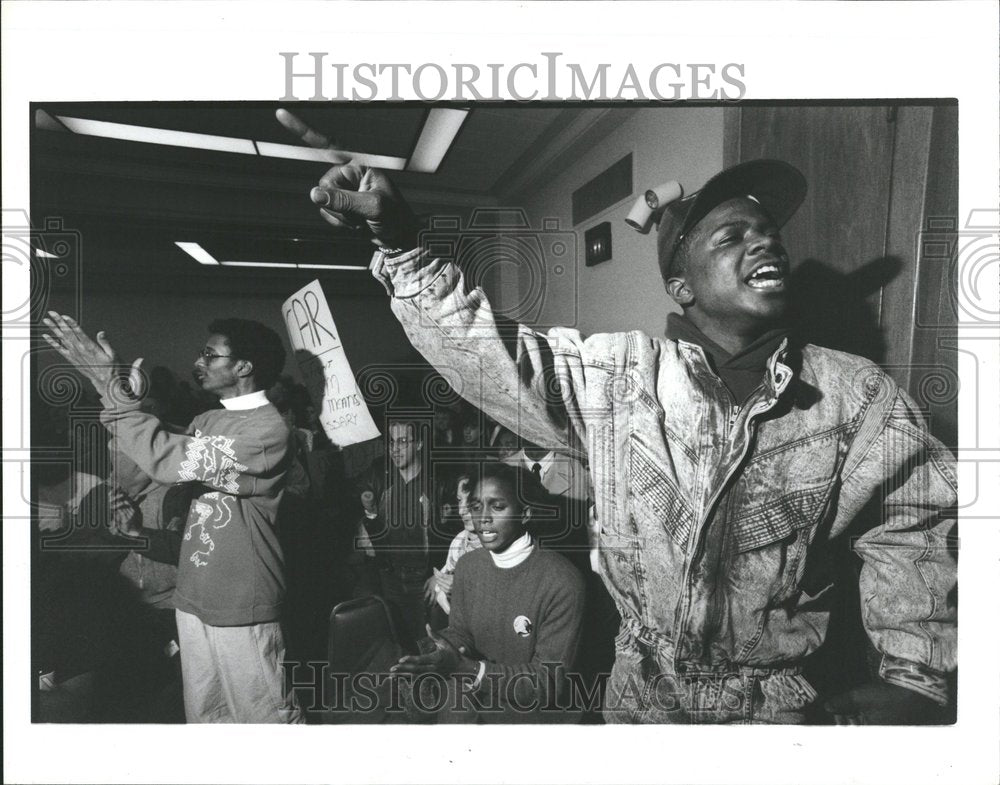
[665,276,694,307]
[234,358,255,380]
[522,506,533,527]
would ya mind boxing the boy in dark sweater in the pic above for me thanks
[391,463,585,722]
[42,314,302,723]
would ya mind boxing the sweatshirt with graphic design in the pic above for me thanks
[100,400,290,625]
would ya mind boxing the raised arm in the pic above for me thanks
[42,313,288,495]
[277,110,591,459]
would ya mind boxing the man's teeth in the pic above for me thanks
[746,263,784,287]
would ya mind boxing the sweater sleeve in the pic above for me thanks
[478,563,585,713]
[108,440,156,500]
[436,557,477,655]
[100,401,288,498]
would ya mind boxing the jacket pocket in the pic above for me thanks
[628,438,695,549]
[730,484,831,555]
[733,485,832,605]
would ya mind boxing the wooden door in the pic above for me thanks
[725,103,958,447]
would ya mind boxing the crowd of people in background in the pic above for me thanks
[31,359,616,723]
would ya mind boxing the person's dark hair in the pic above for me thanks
[208,318,286,390]
[668,220,709,280]
[670,236,691,279]
[470,461,547,512]
[388,418,427,445]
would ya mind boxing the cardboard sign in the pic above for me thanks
[281,280,380,447]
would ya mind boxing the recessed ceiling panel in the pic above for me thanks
[36,102,428,157]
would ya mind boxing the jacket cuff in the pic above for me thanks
[371,248,448,300]
[879,654,950,706]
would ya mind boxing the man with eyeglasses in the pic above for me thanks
[357,420,447,648]
[42,314,303,723]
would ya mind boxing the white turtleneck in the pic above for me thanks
[220,390,269,411]
[489,532,534,568]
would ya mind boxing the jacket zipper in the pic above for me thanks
[673,392,774,671]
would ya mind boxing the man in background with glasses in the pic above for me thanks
[356,420,446,649]
[43,314,303,723]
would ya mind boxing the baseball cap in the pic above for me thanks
[656,159,807,281]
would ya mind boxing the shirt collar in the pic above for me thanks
[515,450,555,475]
[220,390,269,411]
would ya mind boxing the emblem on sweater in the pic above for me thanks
[513,615,533,637]
[185,492,234,567]
[179,430,247,494]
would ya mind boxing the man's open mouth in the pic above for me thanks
[477,530,498,543]
[744,261,787,290]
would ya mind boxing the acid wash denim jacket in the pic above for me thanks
[371,248,957,721]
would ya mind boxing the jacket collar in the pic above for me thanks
[672,326,796,403]
[666,313,789,370]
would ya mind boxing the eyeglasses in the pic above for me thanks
[389,437,415,447]
[197,348,234,362]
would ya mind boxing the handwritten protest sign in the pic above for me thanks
[281,280,380,447]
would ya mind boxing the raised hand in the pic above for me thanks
[275,109,418,249]
[41,312,144,398]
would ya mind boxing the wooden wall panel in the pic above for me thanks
[724,102,958,445]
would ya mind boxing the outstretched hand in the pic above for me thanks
[390,624,479,677]
[275,109,419,250]
[41,312,145,398]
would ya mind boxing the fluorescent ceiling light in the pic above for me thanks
[176,242,365,271]
[40,112,422,172]
[56,116,257,155]
[219,261,366,270]
[406,108,469,173]
[297,263,367,271]
[175,242,220,265]
[254,141,406,170]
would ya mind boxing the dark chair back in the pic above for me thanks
[323,595,402,722]
[328,594,401,674]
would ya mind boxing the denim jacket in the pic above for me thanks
[372,249,957,713]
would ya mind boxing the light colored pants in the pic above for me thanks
[175,609,303,724]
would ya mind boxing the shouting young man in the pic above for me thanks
[279,109,956,725]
